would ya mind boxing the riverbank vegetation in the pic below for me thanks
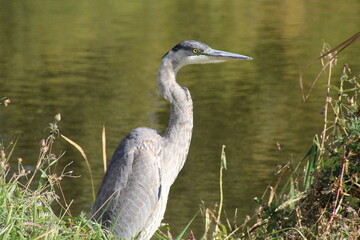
[0,114,112,239]
[1,37,359,239]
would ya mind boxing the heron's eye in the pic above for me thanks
[192,48,199,54]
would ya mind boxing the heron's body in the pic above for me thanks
[92,40,251,240]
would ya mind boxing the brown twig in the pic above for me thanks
[300,32,360,102]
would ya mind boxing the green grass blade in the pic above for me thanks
[5,135,20,164]
[303,135,319,190]
[175,211,199,240]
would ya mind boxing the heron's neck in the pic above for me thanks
[158,57,193,185]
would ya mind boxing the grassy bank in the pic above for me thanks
[1,39,359,239]
[0,114,112,239]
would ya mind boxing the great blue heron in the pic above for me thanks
[92,40,252,240]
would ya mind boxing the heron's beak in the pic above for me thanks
[204,49,253,61]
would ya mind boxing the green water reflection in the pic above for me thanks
[0,0,359,236]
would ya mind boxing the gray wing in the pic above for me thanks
[92,128,162,239]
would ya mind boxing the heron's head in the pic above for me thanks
[163,40,252,71]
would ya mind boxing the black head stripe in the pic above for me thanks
[172,40,210,52]
[162,40,210,59]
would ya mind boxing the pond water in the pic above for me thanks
[0,0,359,237]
